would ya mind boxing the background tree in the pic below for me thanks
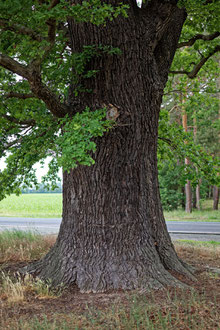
[159,43,219,212]
[0,0,219,292]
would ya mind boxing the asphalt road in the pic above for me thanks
[0,217,220,241]
[0,217,61,234]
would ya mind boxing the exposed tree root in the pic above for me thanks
[19,241,196,293]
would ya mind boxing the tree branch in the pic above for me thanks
[1,137,23,151]
[0,53,30,79]
[2,114,36,126]
[41,18,56,61]
[34,1,60,65]
[169,69,190,75]
[152,4,173,52]
[0,18,44,42]
[188,45,220,78]
[0,53,68,117]
[158,136,178,150]
[170,45,220,78]
[177,32,220,48]
[152,5,187,85]
[48,0,60,10]
[28,69,69,117]
[4,92,36,99]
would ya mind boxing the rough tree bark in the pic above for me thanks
[213,186,219,210]
[181,93,192,213]
[193,116,201,210]
[23,0,195,292]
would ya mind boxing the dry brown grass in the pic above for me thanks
[0,230,56,263]
[174,240,220,267]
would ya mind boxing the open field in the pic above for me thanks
[0,194,219,221]
[0,194,62,218]
[0,230,220,329]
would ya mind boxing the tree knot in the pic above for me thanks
[104,103,120,121]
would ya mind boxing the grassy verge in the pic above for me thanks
[0,193,62,218]
[0,230,220,329]
[164,199,219,222]
[175,239,220,246]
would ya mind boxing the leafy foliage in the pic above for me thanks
[0,107,112,199]
[0,0,219,199]
[159,59,219,209]
[158,161,183,211]
[159,108,219,186]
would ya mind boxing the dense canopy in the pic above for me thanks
[0,0,219,199]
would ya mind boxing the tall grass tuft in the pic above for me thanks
[0,229,56,262]
[0,272,64,304]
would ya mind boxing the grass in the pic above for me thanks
[3,292,219,330]
[174,239,220,246]
[0,230,220,329]
[164,199,220,222]
[0,194,219,223]
[0,229,56,262]
[0,193,62,218]
[1,273,64,304]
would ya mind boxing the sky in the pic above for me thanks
[0,157,62,182]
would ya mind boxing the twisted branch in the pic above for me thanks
[177,32,220,48]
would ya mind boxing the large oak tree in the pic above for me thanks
[0,0,219,292]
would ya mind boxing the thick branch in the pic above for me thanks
[34,1,59,65]
[28,70,69,117]
[0,53,68,117]
[170,45,220,78]
[188,45,220,78]
[177,32,220,48]
[48,0,60,10]
[151,3,174,52]
[2,114,36,126]
[153,5,186,85]
[40,18,57,61]
[4,92,36,99]
[0,53,30,79]
[0,19,44,42]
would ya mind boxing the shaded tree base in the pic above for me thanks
[20,241,196,293]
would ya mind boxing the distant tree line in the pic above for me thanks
[21,181,62,194]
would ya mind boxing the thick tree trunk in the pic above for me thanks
[209,185,213,199]
[213,186,219,210]
[193,116,201,210]
[196,182,201,210]
[185,180,192,213]
[22,1,195,291]
[181,96,192,213]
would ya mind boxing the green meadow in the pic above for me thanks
[164,199,219,222]
[0,194,219,221]
[0,193,62,218]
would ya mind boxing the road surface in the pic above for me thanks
[0,217,61,234]
[0,217,220,241]
[167,221,220,241]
